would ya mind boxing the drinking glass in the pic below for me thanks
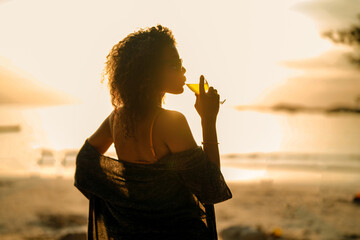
[186,78,226,104]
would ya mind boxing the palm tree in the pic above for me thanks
[322,14,360,67]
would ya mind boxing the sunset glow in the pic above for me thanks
[1,0,359,152]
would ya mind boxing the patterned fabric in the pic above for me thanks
[74,138,232,240]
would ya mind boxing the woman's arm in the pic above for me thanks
[87,110,115,155]
[201,118,220,168]
[194,75,221,168]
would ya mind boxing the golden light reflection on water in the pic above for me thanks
[220,166,267,182]
[216,108,285,154]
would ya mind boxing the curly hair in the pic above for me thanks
[101,24,177,139]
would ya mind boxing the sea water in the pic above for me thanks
[1,105,360,179]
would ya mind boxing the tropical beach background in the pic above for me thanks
[1,0,360,239]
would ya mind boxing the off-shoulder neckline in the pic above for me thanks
[85,138,202,166]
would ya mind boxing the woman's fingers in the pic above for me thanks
[194,77,220,120]
[208,86,218,96]
[199,75,205,96]
[198,76,220,100]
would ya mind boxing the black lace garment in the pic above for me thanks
[74,138,232,240]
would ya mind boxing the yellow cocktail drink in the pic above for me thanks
[186,82,209,95]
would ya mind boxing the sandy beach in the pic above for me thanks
[0,165,359,240]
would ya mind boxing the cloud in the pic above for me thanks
[279,48,358,70]
[0,0,11,5]
[265,44,360,108]
[0,59,81,107]
[292,0,360,30]
[256,73,360,108]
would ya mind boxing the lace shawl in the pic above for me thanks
[74,139,232,239]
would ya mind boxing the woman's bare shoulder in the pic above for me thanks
[159,109,186,121]
[158,109,198,152]
[158,109,189,130]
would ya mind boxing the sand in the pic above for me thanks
[0,166,359,240]
[216,181,360,240]
[0,176,88,240]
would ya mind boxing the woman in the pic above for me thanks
[74,25,232,240]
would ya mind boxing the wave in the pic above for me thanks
[221,152,360,172]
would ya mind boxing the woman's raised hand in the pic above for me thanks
[194,75,220,122]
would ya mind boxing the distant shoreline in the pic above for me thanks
[235,104,360,115]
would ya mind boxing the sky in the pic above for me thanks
[261,0,360,108]
[1,0,360,151]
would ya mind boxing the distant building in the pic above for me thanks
[61,150,78,167]
[37,149,56,166]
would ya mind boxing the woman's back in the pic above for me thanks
[111,107,198,164]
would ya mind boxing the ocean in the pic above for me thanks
[1,105,360,178]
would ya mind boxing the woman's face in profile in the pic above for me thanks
[157,44,187,94]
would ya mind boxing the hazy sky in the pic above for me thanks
[1,0,360,151]
[262,0,360,108]
[1,0,359,109]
